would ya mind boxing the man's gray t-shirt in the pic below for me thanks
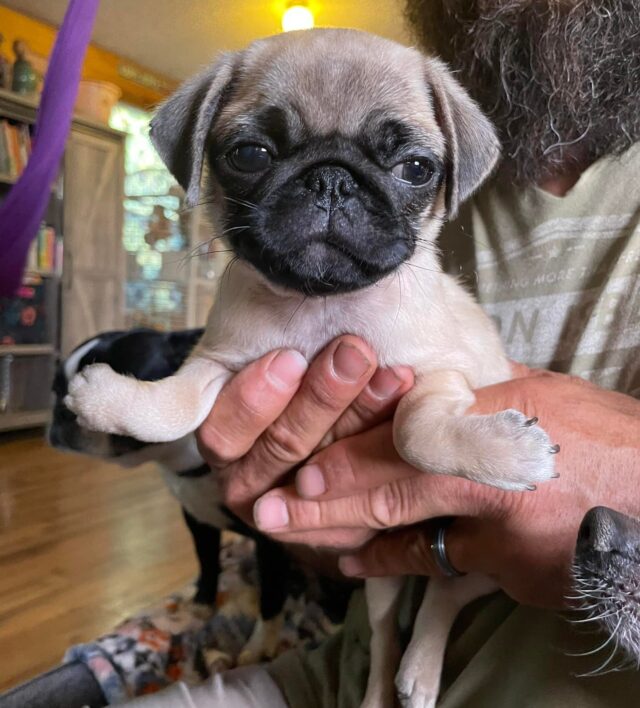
[445,142,640,395]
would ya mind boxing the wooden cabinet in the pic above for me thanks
[0,88,125,431]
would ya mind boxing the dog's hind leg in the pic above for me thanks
[65,356,231,442]
[238,537,290,665]
[361,576,405,708]
[182,509,222,607]
[395,574,498,708]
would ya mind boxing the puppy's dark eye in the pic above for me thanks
[391,158,435,186]
[228,145,272,173]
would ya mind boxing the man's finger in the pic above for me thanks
[252,526,376,550]
[329,366,414,441]
[196,349,307,467]
[509,361,549,379]
[253,473,486,535]
[295,422,417,500]
[338,520,475,578]
[225,336,377,506]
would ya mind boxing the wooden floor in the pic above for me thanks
[0,431,197,691]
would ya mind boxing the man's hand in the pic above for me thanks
[196,335,414,524]
[196,335,640,609]
[249,368,640,608]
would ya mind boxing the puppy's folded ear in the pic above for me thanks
[425,57,501,219]
[150,53,240,206]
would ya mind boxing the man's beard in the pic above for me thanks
[405,0,640,185]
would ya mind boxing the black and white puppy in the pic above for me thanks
[572,507,640,671]
[50,328,349,663]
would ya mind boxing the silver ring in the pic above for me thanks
[430,519,465,577]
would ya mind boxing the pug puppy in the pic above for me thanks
[65,29,558,708]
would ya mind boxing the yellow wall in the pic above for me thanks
[0,4,177,109]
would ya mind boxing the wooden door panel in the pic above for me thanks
[62,131,124,355]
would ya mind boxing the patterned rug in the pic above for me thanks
[64,534,343,704]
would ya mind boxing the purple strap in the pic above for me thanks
[0,0,100,296]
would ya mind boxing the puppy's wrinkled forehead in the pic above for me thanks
[217,29,443,150]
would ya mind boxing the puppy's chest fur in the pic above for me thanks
[197,259,510,388]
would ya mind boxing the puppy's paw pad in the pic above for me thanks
[478,409,558,490]
[66,363,120,400]
[65,364,129,434]
[395,674,437,708]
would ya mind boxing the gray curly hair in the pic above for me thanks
[405,0,640,184]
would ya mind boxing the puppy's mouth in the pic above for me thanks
[223,163,415,296]
[232,230,411,295]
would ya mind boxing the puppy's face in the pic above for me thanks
[151,30,500,296]
[210,44,445,294]
[572,507,640,665]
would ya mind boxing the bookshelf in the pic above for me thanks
[0,88,125,432]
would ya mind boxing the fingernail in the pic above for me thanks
[332,342,371,382]
[339,555,365,577]
[267,350,308,389]
[297,464,326,498]
[254,496,289,530]
[368,368,403,399]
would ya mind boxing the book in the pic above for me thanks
[0,121,33,177]
[1,120,15,176]
[17,124,31,170]
[7,124,22,174]
[0,120,9,176]
[25,223,59,274]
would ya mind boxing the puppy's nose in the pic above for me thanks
[305,165,356,211]
[578,506,640,554]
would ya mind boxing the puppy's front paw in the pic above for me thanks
[65,363,132,434]
[468,409,558,490]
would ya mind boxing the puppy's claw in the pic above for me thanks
[550,444,561,454]
[552,472,561,479]
[524,416,539,427]
[526,484,537,491]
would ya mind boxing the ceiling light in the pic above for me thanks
[282,3,314,32]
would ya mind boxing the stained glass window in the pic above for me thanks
[110,103,190,330]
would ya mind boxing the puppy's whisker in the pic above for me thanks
[568,610,621,624]
[402,262,431,303]
[177,233,228,262]
[282,295,308,343]
[404,262,441,275]
[574,642,622,679]
[390,270,403,336]
[570,601,610,612]
[222,224,252,234]
[177,195,225,214]
[224,195,258,211]
[567,616,623,657]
